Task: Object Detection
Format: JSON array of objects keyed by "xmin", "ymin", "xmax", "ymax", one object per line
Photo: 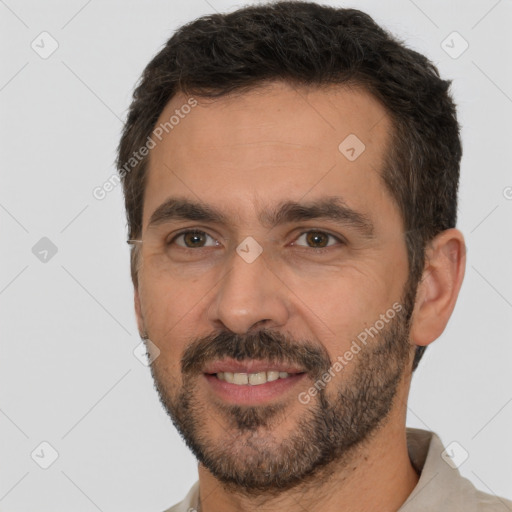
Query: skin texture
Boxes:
[{"xmin": 133, "ymin": 81, "xmax": 466, "ymax": 512}]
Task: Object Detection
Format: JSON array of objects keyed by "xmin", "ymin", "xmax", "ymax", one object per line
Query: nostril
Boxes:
[{"xmin": 249, "ymin": 319, "xmax": 272, "ymax": 330}]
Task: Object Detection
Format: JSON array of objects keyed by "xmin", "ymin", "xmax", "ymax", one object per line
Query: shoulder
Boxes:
[
  {"xmin": 403, "ymin": 428, "xmax": 512, "ymax": 511},
  {"xmin": 473, "ymin": 487, "xmax": 512, "ymax": 512}
]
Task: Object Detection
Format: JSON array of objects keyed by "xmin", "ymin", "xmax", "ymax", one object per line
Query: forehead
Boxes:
[{"xmin": 144, "ymin": 81, "xmax": 394, "ymax": 227}]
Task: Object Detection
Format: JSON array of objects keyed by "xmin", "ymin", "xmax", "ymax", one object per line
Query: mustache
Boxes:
[{"xmin": 181, "ymin": 328, "xmax": 332, "ymax": 377}]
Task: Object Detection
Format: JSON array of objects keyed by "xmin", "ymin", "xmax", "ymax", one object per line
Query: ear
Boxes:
[{"xmin": 409, "ymin": 228, "xmax": 466, "ymax": 347}]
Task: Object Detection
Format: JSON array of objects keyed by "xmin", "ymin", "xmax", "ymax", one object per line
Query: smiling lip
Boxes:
[
  {"xmin": 204, "ymin": 372, "xmax": 306, "ymax": 405},
  {"xmin": 202, "ymin": 359, "xmax": 307, "ymax": 405}
]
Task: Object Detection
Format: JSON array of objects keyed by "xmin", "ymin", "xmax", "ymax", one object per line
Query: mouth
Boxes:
[
  {"xmin": 213, "ymin": 370, "xmax": 301, "ymax": 385},
  {"xmin": 202, "ymin": 359, "xmax": 307, "ymax": 404}
]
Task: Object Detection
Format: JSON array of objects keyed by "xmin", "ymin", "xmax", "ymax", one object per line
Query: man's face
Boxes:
[{"xmin": 135, "ymin": 82, "xmax": 415, "ymax": 491}]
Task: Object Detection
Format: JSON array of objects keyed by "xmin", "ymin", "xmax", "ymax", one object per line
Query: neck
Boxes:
[{"xmin": 197, "ymin": 383, "xmax": 419, "ymax": 512}]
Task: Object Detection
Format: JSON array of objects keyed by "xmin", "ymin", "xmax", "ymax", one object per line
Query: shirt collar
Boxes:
[{"xmin": 399, "ymin": 427, "xmax": 478, "ymax": 511}]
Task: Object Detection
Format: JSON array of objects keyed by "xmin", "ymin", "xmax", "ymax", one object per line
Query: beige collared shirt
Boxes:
[{"xmin": 163, "ymin": 428, "xmax": 511, "ymax": 511}]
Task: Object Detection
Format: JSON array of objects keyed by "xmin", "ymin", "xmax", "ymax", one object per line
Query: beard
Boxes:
[{"xmin": 144, "ymin": 288, "xmax": 415, "ymax": 496}]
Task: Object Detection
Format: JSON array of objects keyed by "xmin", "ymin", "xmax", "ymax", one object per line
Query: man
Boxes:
[{"xmin": 117, "ymin": 2, "xmax": 511, "ymax": 511}]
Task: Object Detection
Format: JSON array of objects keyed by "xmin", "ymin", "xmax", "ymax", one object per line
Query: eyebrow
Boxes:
[
  {"xmin": 260, "ymin": 197, "xmax": 374, "ymax": 237},
  {"xmin": 147, "ymin": 196, "xmax": 374, "ymax": 237},
  {"xmin": 148, "ymin": 197, "xmax": 228, "ymax": 228}
]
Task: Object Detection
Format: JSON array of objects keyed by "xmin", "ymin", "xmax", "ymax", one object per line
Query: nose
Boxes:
[{"xmin": 207, "ymin": 248, "xmax": 290, "ymax": 334}]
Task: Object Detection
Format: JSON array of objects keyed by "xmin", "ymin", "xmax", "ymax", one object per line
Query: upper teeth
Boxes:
[{"xmin": 216, "ymin": 371, "xmax": 291, "ymax": 385}]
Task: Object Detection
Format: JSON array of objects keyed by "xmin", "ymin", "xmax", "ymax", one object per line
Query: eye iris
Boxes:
[
  {"xmin": 184, "ymin": 231, "xmax": 206, "ymax": 247},
  {"xmin": 306, "ymin": 231, "xmax": 328, "ymax": 248}
]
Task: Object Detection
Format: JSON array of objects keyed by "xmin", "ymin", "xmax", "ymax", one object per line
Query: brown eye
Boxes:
[
  {"xmin": 294, "ymin": 230, "xmax": 341, "ymax": 249},
  {"xmin": 183, "ymin": 231, "xmax": 206, "ymax": 247},
  {"xmin": 305, "ymin": 231, "xmax": 329, "ymax": 248},
  {"xmin": 171, "ymin": 230, "xmax": 219, "ymax": 248}
]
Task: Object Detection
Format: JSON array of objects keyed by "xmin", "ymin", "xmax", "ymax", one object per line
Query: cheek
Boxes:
[
  {"xmin": 138, "ymin": 272, "xmax": 207, "ymax": 361},
  {"xmin": 140, "ymin": 262, "xmax": 203, "ymax": 316},
  {"xmin": 292, "ymin": 264, "xmax": 403, "ymax": 353}
]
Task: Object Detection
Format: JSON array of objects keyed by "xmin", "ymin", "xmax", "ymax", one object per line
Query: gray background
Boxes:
[{"xmin": 1, "ymin": 0, "xmax": 511, "ymax": 510}]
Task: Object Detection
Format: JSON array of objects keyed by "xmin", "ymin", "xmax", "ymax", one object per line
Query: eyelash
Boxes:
[{"xmin": 167, "ymin": 229, "xmax": 345, "ymax": 253}]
